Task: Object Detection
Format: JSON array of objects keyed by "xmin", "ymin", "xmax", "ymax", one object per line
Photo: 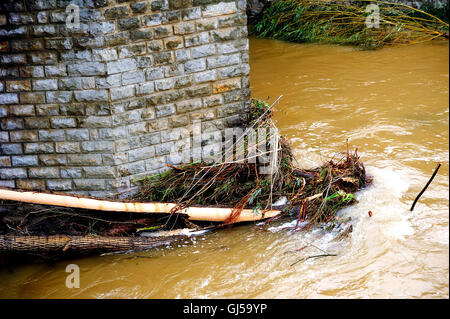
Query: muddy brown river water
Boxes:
[{"xmin": 0, "ymin": 37, "xmax": 448, "ymax": 298}]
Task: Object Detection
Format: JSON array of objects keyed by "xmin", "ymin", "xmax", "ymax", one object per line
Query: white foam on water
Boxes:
[
  {"xmin": 345, "ymin": 166, "xmax": 415, "ymax": 242},
  {"xmin": 140, "ymin": 228, "xmax": 211, "ymax": 238},
  {"xmin": 267, "ymin": 219, "xmax": 308, "ymax": 232}
]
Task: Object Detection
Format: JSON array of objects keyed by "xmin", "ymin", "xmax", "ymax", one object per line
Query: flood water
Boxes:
[{"xmin": 0, "ymin": 38, "xmax": 448, "ymax": 298}]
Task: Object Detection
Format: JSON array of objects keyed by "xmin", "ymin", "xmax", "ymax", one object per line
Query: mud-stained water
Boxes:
[{"xmin": 0, "ymin": 38, "xmax": 448, "ymax": 298}]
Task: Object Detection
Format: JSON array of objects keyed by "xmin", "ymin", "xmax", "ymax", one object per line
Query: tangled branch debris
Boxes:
[
  {"xmin": 0, "ymin": 99, "xmax": 371, "ymax": 260},
  {"xmin": 134, "ymin": 99, "xmax": 371, "ymax": 229}
]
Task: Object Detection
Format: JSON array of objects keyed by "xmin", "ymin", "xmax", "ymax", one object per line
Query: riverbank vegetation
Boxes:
[{"xmin": 250, "ymin": 0, "xmax": 449, "ymax": 49}]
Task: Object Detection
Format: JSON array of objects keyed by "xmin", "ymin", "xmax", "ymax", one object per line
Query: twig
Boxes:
[
  {"xmin": 290, "ymin": 253, "xmax": 337, "ymax": 266},
  {"xmin": 410, "ymin": 163, "xmax": 441, "ymax": 211}
]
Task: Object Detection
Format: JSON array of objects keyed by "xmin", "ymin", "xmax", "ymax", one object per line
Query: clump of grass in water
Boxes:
[{"xmin": 250, "ymin": 0, "xmax": 449, "ymax": 49}]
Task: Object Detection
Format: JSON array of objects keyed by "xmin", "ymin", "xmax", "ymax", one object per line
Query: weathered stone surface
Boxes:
[
  {"xmin": 207, "ymin": 53, "xmax": 240, "ymax": 68},
  {"xmin": 118, "ymin": 44, "xmax": 146, "ymax": 58},
  {"xmin": 174, "ymin": 22, "xmax": 195, "ymax": 35},
  {"xmin": 44, "ymin": 65, "xmax": 67, "ymax": 77},
  {"xmin": 74, "ymin": 89, "xmax": 108, "ymax": 102},
  {"xmin": 1, "ymin": 0, "xmax": 250, "ymax": 196},
  {"xmin": 104, "ymin": 6, "xmax": 130, "ymax": 19},
  {"xmin": 39, "ymin": 154, "xmax": 67, "ymax": 166},
  {"xmin": 32, "ymin": 79, "xmax": 58, "ymax": 91},
  {"xmin": 1, "ymin": 118, "xmax": 24, "ymax": 130},
  {"xmin": 35, "ymin": 104, "xmax": 59, "ymax": 116},
  {"xmin": 29, "ymin": 167, "xmax": 59, "ymax": 179},
  {"xmin": 119, "ymin": 17, "xmax": 141, "ymax": 30},
  {"xmin": 24, "ymin": 117, "xmax": 50, "ymax": 129},
  {"xmin": 128, "ymin": 146, "xmax": 155, "ymax": 162},
  {"xmin": 0, "ymin": 93, "xmax": 19, "ymax": 104},
  {"xmin": 46, "ymin": 91, "xmax": 73, "ymax": 103},
  {"xmin": 156, "ymin": 104, "xmax": 176, "ymax": 117},
  {"xmin": 182, "ymin": 7, "xmax": 201, "ymax": 20},
  {"xmin": 55, "ymin": 142, "xmax": 80, "ymax": 153},
  {"xmin": 154, "ymin": 26, "xmax": 173, "ymax": 39},
  {"xmin": 38, "ymin": 129, "xmax": 66, "ymax": 141},
  {"xmin": 184, "ymin": 32, "xmax": 209, "ymax": 47},
  {"xmin": 106, "ymin": 58, "xmax": 137, "ymax": 74},
  {"xmin": 11, "ymin": 155, "xmax": 39, "ymax": 166},
  {"xmin": 68, "ymin": 154, "xmax": 103, "ymax": 165},
  {"xmin": 122, "ymin": 71, "xmax": 145, "ymax": 85},
  {"xmin": 81, "ymin": 141, "xmax": 115, "ymax": 153},
  {"xmin": 110, "ymin": 85, "xmax": 135, "ymax": 101},
  {"xmin": 0, "ymin": 156, "xmax": 11, "ymax": 167},
  {"xmin": 163, "ymin": 11, "xmax": 181, "ymax": 24},
  {"xmin": 203, "ymin": 2, "xmax": 237, "ymax": 17},
  {"xmin": 68, "ymin": 62, "xmax": 105, "ymax": 76},
  {"xmin": 29, "ymin": 51, "xmax": 57, "ymax": 64},
  {"xmin": 9, "ymin": 130, "xmax": 38, "ymax": 142},
  {"xmin": 19, "ymin": 92, "xmax": 45, "ymax": 104},
  {"xmin": 164, "ymin": 37, "xmax": 184, "ymax": 50},
  {"xmin": 130, "ymin": 29, "xmax": 154, "ymax": 41},
  {"xmin": 61, "ymin": 168, "xmax": 82, "ymax": 179},
  {"xmin": 184, "ymin": 58, "xmax": 206, "ymax": 73},
  {"xmin": 23, "ymin": 142, "xmax": 54, "ymax": 154},
  {"xmin": 143, "ymin": 13, "xmax": 162, "ymax": 27},
  {"xmin": 0, "ymin": 168, "xmax": 27, "ymax": 179},
  {"xmin": 92, "ymin": 48, "xmax": 118, "ymax": 61},
  {"xmin": 0, "ymin": 143, "xmax": 23, "ymax": 155},
  {"xmin": 131, "ymin": 2, "xmax": 148, "ymax": 13},
  {"xmin": 155, "ymin": 78, "xmax": 175, "ymax": 91},
  {"xmin": 83, "ymin": 166, "xmax": 116, "ymax": 178},
  {"xmin": 66, "ymin": 129, "xmax": 90, "ymax": 141},
  {"xmin": 194, "ymin": 70, "xmax": 216, "ymax": 83},
  {"xmin": 46, "ymin": 180, "xmax": 72, "ymax": 191}
]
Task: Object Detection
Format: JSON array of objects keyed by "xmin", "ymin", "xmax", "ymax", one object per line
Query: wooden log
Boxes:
[{"xmin": 0, "ymin": 188, "xmax": 281, "ymax": 223}]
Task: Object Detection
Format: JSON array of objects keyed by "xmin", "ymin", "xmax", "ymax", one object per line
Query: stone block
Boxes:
[
  {"xmin": 33, "ymin": 79, "xmax": 58, "ymax": 91},
  {"xmin": 46, "ymin": 92, "xmax": 73, "ymax": 104},
  {"xmin": 68, "ymin": 62, "xmax": 105, "ymax": 76},
  {"xmin": 9, "ymin": 105, "xmax": 35, "ymax": 116},
  {"xmin": 11, "ymin": 155, "xmax": 38, "ymax": 166},
  {"xmin": 39, "ymin": 155, "xmax": 67, "ymax": 166},
  {"xmin": 0, "ymin": 168, "xmax": 27, "ymax": 179},
  {"xmin": 203, "ymin": 3, "xmax": 237, "ymax": 17},
  {"xmin": 184, "ymin": 58, "xmax": 206, "ymax": 73},
  {"xmin": 74, "ymin": 89, "xmax": 108, "ymax": 102},
  {"xmin": 9, "ymin": 131, "xmax": 38, "ymax": 142},
  {"xmin": 0, "ymin": 93, "xmax": 19, "ymax": 105},
  {"xmin": 55, "ymin": 142, "xmax": 81, "ymax": 153},
  {"xmin": 5, "ymin": 81, "xmax": 31, "ymax": 92},
  {"xmin": 110, "ymin": 85, "xmax": 135, "ymax": 101},
  {"xmin": 0, "ymin": 143, "xmax": 23, "ymax": 155},
  {"xmin": 29, "ymin": 167, "xmax": 60, "ymax": 179},
  {"xmin": 50, "ymin": 117, "xmax": 77, "ymax": 128},
  {"xmin": 68, "ymin": 154, "xmax": 103, "ymax": 165},
  {"xmin": 106, "ymin": 58, "xmax": 137, "ymax": 74},
  {"xmin": 46, "ymin": 180, "xmax": 72, "ymax": 191}
]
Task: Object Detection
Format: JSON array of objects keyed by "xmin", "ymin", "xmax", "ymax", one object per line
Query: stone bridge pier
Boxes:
[{"xmin": 0, "ymin": 0, "xmax": 250, "ymax": 197}]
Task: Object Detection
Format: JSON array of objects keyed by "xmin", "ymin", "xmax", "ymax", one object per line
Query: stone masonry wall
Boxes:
[{"xmin": 0, "ymin": 0, "xmax": 250, "ymax": 197}]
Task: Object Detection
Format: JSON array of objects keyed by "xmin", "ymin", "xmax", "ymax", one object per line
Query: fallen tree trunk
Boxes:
[
  {"xmin": 0, "ymin": 188, "xmax": 281, "ymax": 223},
  {"xmin": 0, "ymin": 234, "xmax": 180, "ymax": 255}
]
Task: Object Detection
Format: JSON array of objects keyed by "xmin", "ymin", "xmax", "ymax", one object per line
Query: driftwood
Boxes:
[
  {"xmin": 410, "ymin": 163, "xmax": 441, "ymax": 211},
  {"xmin": 0, "ymin": 188, "xmax": 281, "ymax": 223}
]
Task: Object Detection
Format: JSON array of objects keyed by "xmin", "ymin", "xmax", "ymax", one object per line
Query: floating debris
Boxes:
[{"xmin": 0, "ymin": 99, "xmax": 370, "ymax": 260}]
